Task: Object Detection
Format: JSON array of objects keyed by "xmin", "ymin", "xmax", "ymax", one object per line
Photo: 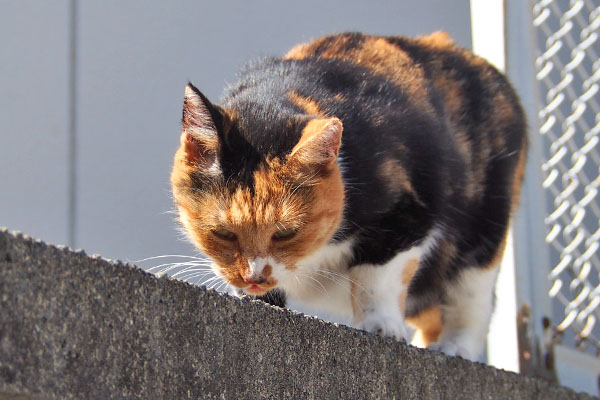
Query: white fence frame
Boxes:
[{"xmin": 503, "ymin": 0, "xmax": 600, "ymax": 395}]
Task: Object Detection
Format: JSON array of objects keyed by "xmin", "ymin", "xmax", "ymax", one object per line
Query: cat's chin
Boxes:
[
  {"xmin": 228, "ymin": 285, "xmax": 272, "ymax": 298},
  {"xmin": 241, "ymin": 284, "xmax": 272, "ymax": 296}
]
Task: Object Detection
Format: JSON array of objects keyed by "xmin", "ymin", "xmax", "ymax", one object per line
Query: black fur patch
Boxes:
[{"xmin": 185, "ymin": 32, "xmax": 527, "ymax": 313}]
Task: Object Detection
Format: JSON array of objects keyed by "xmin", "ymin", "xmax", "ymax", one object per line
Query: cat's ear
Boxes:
[
  {"xmin": 181, "ymin": 83, "xmax": 220, "ymax": 169},
  {"xmin": 289, "ymin": 118, "xmax": 343, "ymax": 168}
]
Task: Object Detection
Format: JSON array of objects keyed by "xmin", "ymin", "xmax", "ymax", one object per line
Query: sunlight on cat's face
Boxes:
[
  {"xmin": 173, "ymin": 157, "xmax": 344, "ymax": 296},
  {"xmin": 170, "ymin": 86, "xmax": 345, "ymax": 295}
]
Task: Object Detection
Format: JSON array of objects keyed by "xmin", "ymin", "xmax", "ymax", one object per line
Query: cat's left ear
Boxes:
[
  {"xmin": 289, "ymin": 118, "xmax": 343, "ymax": 168},
  {"xmin": 181, "ymin": 83, "xmax": 221, "ymax": 170}
]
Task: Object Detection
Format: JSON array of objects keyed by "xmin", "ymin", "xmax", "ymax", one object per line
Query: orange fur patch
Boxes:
[
  {"xmin": 399, "ymin": 258, "xmax": 420, "ymax": 311},
  {"xmin": 333, "ymin": 93, "xmax": 346, "ymax": 102},
  {"xmin": 402, "ymin": 259, "xmax": 420, "ymax": 287},
  {"xmin": 283, "ymin": 42, "xmax": 314, "ymax": 60},
  {"xmin": 288, "ymin": 91, "xmax": 327, "ymax": 117},
  {"xmin": 491, "ymin": 93, "xmax": 514, "ymax": 150},
  {"xmin": 485, "ymin": 233, "xmax": 508, "ymax": 270},
  {"xmin": 454, "ymin": 130, "xmax": 476, "ymax": 198},
  {"xmin": 511, "ymin": 143, "xmax": 528, "ymax": 212},
  {"xmin": 437, "ymin": 239, "xmax": 458, "ymax": 268},
  {"xmin": 406, "ymin": 305, "xmax": 443, "ymax": 347},
  {"xmin": 415, "ymin": 31, "xmax": 455, "ymax": 49},
  {"xmin": 378, "ymin": 158, "xmax": 421, "ymax": 204},
  {"xmin": 285, "ymin": 34, "xmax": 434, "ymax": 114}
]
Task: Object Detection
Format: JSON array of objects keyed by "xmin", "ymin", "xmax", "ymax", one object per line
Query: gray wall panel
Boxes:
[
  {"xmin": 0, "ymin": 1, "xmax": 70, "ymax": 245},
  {"xmin": 3, "ymin": 1, "xmax": 471, "ymax": 262}
]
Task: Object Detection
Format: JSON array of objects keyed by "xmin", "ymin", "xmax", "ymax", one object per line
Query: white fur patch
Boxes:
[
  {"xmin": 280, "ymin": 239, "xmax": 355, "ymax": 325},
  {"xmin": 430, "ymin": 267, "xmax": 499, "ymax": 361},
  {"xmin": 421, "ymin": 225, "xmax": 443, "ymax": 254},
  {"xmin": 277, "ymin": 227, "xmax": 443, "ymax": 331},
  {"xmin": 241, "ymin": 256, "xmax": 285, "ymax": 294},
  {"xmin": 350, "ymin": 245, "xmax": 423, "ymax": 341},
  {"xmin": 247, "ymin": 257, "xmax": 270, "ymax": 278},
  {"xmin": 356, "ymin": 306, "xmax": 411, "ymax": 341}
]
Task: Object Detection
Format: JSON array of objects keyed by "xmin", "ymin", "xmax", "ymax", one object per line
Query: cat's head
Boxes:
[{"xmin": 171, "ymin": 83, "xmax": 345, "ymax": 296}]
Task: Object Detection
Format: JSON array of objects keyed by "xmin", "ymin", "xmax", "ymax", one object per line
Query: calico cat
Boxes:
[{"xmin": 170, "ymin": 32, "xmax": 527, "ymax": 361}]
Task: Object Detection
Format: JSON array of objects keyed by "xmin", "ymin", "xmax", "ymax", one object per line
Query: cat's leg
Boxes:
[
  {"xmin": 349, "ymin": 250, "xmax": 420, "ymax": 342},
  {"xmin": 429, "ymin": 266, "xmax": 499, "ymax": 361},
  {"xmin": 406, "ymin": 305, "xmax": 443, "ymax": 348}
]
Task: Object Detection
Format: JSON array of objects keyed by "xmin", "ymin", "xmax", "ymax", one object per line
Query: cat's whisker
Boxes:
[
  {"xmin": 169, "ymin": 268, "xmax": 212, "ymax": 277},
  {"xmin": 132, "ymin": 254, "xmax": 208, "ymax": 263},
  {"xmin": 293, "ymin": 264, "xmax": 366, "ymax": 310},
  {"xmin": 144, "ymin": 261, "xmax": 181, "ymax": 273},
  {"xmin": 177, "ymin": 271, "xmax": 214, "ymax": 281},
  {"xmin": 149, "ymin": 262, "xmax": 193, "ymax": 276},
  {"xmin": 161, "ymin": 209, "xmax": 179, "ymax": 215},
  {"xmin": 311, "ymin": 270, "xmax": 365, "ymax": 308},
  {"xmin": 148, "ymin": 260, "xmax": 213, "ymax": 270},
  {"xmin": 294, "ymin": 273, "xmax": 328, "ymax": 295},
  {"xmin": 169, "ymin": 262, "xmax": 211, "ymax": 271},
  {"xmin": 215, "ymin": 281, "xmax": 229, "ymax": 292},
  {"xmin": 314, "ymin": 269, "xmax": 368, "ymax": 292},
  {"xmin": 147, "ymin": 261, "xmax": 213, "ymax": 276},
  {"xmin": 178, "ymin": 275, "xmax": 210, "ymax": 285},
  {"xmin": 203, "ymin": 276, "xmax": 223, "ymax": 288},
  {"xmin": 201, "ymin": 273, "xmax": 220, "ymax": 281},
  {"xmin": 172, "ymin": 269, "xmax": 214, "ymax": 279},
  {"xmin": 201, "ymin": 275, "xmax": 219, "ymax": 284}
]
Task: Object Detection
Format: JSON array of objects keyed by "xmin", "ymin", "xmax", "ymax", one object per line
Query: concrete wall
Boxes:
[
  {"xmin": 0, "ymin": 229, "xmax": 593, "ymax": 400},
  {"xmin": 0, "ymin": 0, "xmax": 472, "ymax": 262}
]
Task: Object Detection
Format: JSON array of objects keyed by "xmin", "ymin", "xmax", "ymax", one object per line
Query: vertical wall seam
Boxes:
[{"xmin": 68, "ymin": 0, "xmax": 78, "ymax": 248}]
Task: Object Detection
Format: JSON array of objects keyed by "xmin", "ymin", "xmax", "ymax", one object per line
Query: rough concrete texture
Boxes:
[{"xmin": 0, "ymin": 229, "xmax": 594, "ymax": 400}]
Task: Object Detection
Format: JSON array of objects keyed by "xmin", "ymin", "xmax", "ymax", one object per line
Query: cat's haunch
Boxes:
[{"xmin": 171, "ymin": 32, "xmax": 527, "ymax": 362}]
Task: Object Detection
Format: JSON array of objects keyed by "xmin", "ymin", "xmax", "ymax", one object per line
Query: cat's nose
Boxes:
[
  {"xmin": 242, "ymin": 274, "xmax": 266, "ymax": 285},
  {"xmin": 246, "ymin": 257, "xmax": 273, "ymax": 284}
]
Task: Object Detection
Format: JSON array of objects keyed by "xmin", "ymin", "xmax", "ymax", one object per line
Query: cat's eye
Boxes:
[
  {"xmin": 212, "ymin": 229, "xmax": 237, "ymax": 241},
  {"xmin": 272, "ymin": 229, "xmax": 297, "ymax": 241}
]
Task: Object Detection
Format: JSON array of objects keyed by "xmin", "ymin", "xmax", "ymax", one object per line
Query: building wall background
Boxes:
[{"xmin": 0, "ymin": 0, "xmax": 472, "ymax": 262}]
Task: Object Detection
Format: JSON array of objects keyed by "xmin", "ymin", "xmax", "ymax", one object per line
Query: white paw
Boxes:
[
  {"xmin": 356, "ymin": 311, "xmax": 410, "ymax": 342},
  {"xmin": 428, "ymin": 340, "xmax": 473, "ymax": 360}
]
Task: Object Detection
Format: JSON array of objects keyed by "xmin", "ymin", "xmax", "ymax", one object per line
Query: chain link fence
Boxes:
[{"xmin": 532, "ymin": 0, "xmax": 600, "ymax": 356}]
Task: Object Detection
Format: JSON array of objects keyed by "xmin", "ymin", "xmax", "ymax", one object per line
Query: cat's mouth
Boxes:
[
  {"xmin": 221, "ymin": 268, "xmax": 279, "ymax": 296},
  {"xmin": 245, "ymin": 284, "xmax": 267, "ymax": 294},
  {"xmin": 239, "ymin": 279, "xmax": 277, "ymax": 296}
]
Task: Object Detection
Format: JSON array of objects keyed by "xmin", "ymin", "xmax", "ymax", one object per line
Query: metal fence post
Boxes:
[{"xmin": 506, "ymin": 0, "xmax": 600, "ymax": 394}]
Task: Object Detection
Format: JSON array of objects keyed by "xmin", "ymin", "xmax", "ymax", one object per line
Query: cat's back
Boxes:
[
  {"xmin": 222, "ymin": 32, "xmax": 527, "ymax": 230},
  {"xmin": 284, "ymin": 31, "xmax": 527, "ymax": 198},
  {"xmin": 286, "ymin": 32, "xmax": 524, "ymax": 136},
  {"xmin": 283, "ymin": 31, "xmax": 513, "ymax": 107},
  {"xmin": 283, "ymin": 31, "xmax": 442, "ymax": 108}
]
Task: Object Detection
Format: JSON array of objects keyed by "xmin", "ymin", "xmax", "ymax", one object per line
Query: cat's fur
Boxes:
[{"xmin": 171, "ymin": 32, "xmax": 527, "ymax": 361}]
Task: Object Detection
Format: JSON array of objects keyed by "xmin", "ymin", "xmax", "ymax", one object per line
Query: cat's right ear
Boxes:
[
  {"xmin": 289, "ymin": 117, "xmax": 343, "ymax": 169},
  {"xmin": 181, "ymin": 83, "xmax": 220, "ymax": 170}
]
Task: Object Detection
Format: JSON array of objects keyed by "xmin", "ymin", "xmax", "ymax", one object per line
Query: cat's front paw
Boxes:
[
  {"xmin": 356, "ymin": 311, "xmax": 410, "ymax": 342},
  {"xmin": 428, "ymin": 340, "xmax": 472, "ymax": 360}
]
